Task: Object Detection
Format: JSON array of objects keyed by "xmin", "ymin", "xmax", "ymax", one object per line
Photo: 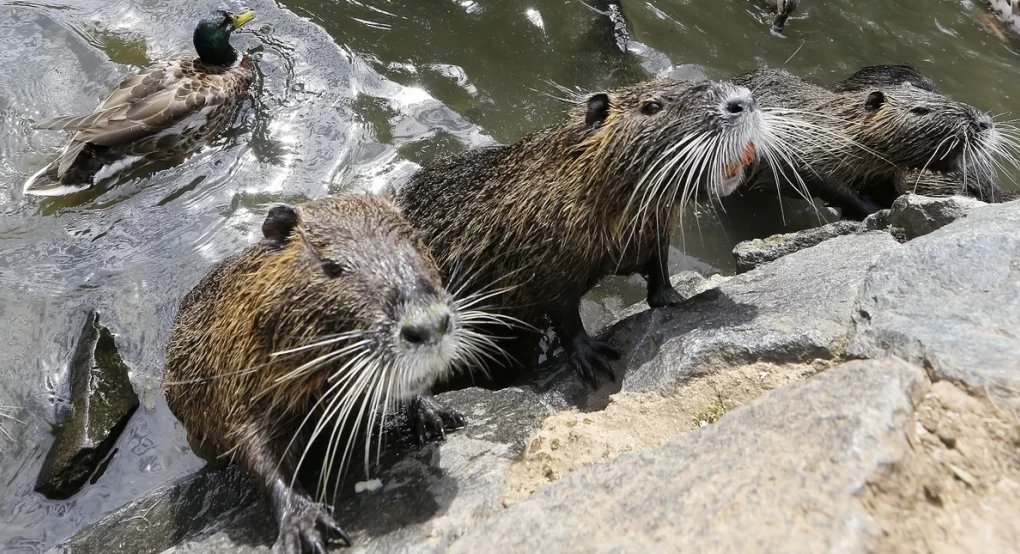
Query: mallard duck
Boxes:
[
  {"xmin": 23, "ymin": 9, "xmax": 257, "ymax": 197},
  {"xmin": 764, "ymin": 0, "xmax": 800, "ymax": 34}
]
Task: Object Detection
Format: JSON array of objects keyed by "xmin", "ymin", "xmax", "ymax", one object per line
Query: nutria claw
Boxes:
[
  {"xmin": 407, "ymin": 394, "xmax": 467, "ymax": 448},
  {"xmin": 647, "ymin": 286, "xmax": 684, "ymax": 309},
  {"xmin": 569, "ymin": 337, "xmax": 620, "ymax": 389},
  {"xmin": 273, "ymin": 499, "xmax": 351, "ymax": 554}
]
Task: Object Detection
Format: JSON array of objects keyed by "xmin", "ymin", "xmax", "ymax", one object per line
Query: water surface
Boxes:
[{"xmin": 1, "ymin": 0, "xmax": 1018, "ymax": 550}]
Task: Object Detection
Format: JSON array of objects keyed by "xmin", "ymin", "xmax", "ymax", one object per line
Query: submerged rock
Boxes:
[{"xmin": 35, "ymin": 311, "xmax": 139, "ymax": 500}]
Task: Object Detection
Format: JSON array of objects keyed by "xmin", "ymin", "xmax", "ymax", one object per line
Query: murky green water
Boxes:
[{"xmin": 1, "ymin": 0, "xmax": 1018, "ymax": 550}]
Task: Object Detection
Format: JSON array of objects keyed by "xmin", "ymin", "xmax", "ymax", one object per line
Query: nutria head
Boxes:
[
  {"xmin": 770, "ymin": 0, "xmax": 801, "ymax": 34},
  {"xmin": 832, "ymin": 66, "xmax": 996, "ymax": 176},
  {"xmin": 572, "ymin": 79, "xmax": 769, "ymax": 209},
  {"xmin": 256, "ymin": 197, "xmax": 472, "ymax": 402}
]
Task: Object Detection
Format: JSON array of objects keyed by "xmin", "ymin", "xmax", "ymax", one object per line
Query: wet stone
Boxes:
[
  {"xmin": 48, "ymin": 387, "xmax": 551, "ymax": 554},
  {"xmin": 35, "ymin": 311, "xmax": 140, "ymax": 500},
  {"xmin": 731, "ymin": 220, "xmax": 863, "ymax": 274}
]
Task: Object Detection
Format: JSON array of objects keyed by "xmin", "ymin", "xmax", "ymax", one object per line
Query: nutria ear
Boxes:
[
  {"xmin": 864, "ymin": 91, "xmax": 886, "ymax": 112},
  {"xmin": 262, "ymin": 205, "xmax": 299, "ymax": 247},
  {"xmin": 585, "ymin": 93, "xmax": 611, "ymax": 127}
]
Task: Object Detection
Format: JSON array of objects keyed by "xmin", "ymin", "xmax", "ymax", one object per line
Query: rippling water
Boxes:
[{"xmin": 1, "ymin": 0, "xmax": 1018, "ymax": 550}]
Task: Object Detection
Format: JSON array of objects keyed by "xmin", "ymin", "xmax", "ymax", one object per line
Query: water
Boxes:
[{"xmin": 0, "ymin": 0, "xmax": 1018, "ymax": 550}]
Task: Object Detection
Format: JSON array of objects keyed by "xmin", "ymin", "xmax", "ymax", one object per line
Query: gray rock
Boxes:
[
  {"xmin": 862, "ymin": 208, "xmax": 892, "ymax": 232},
  {"xmin": 608, "ymin": 232, "xmax": 898, "ymax": 394},
  {"xmin": 49, "ymin": 387, "xmax": 552, "ymax": 554},
  {"xmin": 36, "ymin": 311, "xmax": 139, "ymax": 500},
  {"xmin": 849, "ymin": 200, "xmax": 1020, "ymax": 404},
  {"xmin": 885, "ymin": 194, "xmax": 988, "ymax": 240},
  {"xmin": 732, "ymin": 220, "xmax": 863, "ymax": 273},
  {"xmin": 447, "ymin": 359, "xmax": 925, "ymax": 554}
]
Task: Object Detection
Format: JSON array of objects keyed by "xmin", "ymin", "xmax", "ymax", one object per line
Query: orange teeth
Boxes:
[
  {"xmin": 724, "ymin": 162, "xmax": 741, "ymax": 179},
  {"xmin": 741, "ymin": 141, "xmax": 756, "ymax": 165},
  {"xmin": 724, "ymin": 142, "xmax": 757, "ymax": 179}
]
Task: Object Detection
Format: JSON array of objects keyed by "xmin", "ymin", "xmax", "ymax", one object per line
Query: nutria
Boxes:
[
  {"xmin": 763, "ymin": 0, "xmax": 800, "ymax": 34},
  {"xmin": 733, "ymin": 64, "xmax": 999, "ymax": 220},
  {"xmin": 164, "ymin": 195, "xmax": 498, "ymax": 553},
  {"xmin": 834, "ymin": 64, "xmax": 1009, "ymax": 203},
  {"xmin": 396, "ymin": 79, "xmax": 789, "ymax": 387}
]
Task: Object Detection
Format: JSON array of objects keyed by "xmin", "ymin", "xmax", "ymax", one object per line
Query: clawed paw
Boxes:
[
  {"xmin": 647, "ymin": 285, "xmax": 684, "ymax": 308},
  {"xmin": 407, "ymin": 395, "xmax": 467, "ymax": 448},
  {"xmin": 569, "ymin": 336, "xmax": 619, "ymax": 388},
  {"xmin": 273, "ymin": 499, "xmax": 351, "ymax": 554}
]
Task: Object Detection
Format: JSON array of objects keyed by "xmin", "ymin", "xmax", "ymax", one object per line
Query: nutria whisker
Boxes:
[
  {"xmin": 163, "ymin": 366, "xmax": 263, "ymax": 386},
  {"xmin": 269, "ymin": 340, "xmax": 374, "ymax": 387},
  {"xmin": 621, "ymin": 132, "xmax": 713, "ymax": 259},
  {"xmin": 316, "ymin": 352, "xmax": 385, "ymax": 483},
  {"xmin": 270, "ymin": 330, "xmax": 372, "ymax": 358}
]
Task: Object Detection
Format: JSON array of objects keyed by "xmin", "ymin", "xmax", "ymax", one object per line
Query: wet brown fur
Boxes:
[
  {"xmin": 164, "ymin": 194, "xmax": 459, "ymax": 552},
  {"xmin": 397, "ymin": 79, "xmax": 760, "ymax": 383}
]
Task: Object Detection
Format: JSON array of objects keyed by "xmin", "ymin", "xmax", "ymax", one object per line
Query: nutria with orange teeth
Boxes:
[{"xmin": 396, "ymin": 78, "xmax": 794, "ymax": 387}]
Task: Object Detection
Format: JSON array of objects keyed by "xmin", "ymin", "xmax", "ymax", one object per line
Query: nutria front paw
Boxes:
[
  {"xmin": 273, "ymin": 500, "xmax": 351, "ymax": 554},
  {"xmin": 647, "ymin": 285, "xmax": 684, "ymax": 308},
  {"xmin": 569, "ymin": 336, "xmax": 619, "ymax": 388},
  {"xmin": 407, "ymin": 394, "xmax": 466, "ymax": 448}
]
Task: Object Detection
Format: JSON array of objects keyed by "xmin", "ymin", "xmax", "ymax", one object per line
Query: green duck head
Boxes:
[{"xmin": 193, "ymin": 8, "xmax": 256, "ymax": 66}]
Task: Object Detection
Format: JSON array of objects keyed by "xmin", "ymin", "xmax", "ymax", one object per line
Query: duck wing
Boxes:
[
  {"xmin": 34, "ymin": 62, "xmax": 172, "ymax": 131},
  {"xmin": 37, "ymin": 61, "xmax": 237, "ymax": 177}
]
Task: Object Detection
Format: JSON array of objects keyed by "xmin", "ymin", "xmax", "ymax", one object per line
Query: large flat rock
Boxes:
[
  {"xmin": 447, "ymin": 359, "xmax": 926, "ymax": 554},
  {"xmin": 608, "ymin": 231, "xmax": 898, "ymax": 394},
  {"xmin": 848, "ymin": 200, "xmax": 1020, "ymax": 403}
]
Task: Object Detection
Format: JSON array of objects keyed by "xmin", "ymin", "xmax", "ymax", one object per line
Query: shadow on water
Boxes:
[{"xmin": 2, "ymin": 0, "xmax": 1020, "ymax": 551}]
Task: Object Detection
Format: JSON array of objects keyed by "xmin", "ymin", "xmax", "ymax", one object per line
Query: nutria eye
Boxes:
[
  {"xmin": 911, "ymin": 107, "xmax": 931, "ymax": 116},
  {"xmin": 642, "ymin": 101, "xmax": 662, "ymax": 115},
  {"xmin": 321, "ymin": 260, "xmax": 345, "ymax": 278}
]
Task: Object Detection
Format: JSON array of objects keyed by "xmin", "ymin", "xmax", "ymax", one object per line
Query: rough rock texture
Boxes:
[
  {"xmin": 732, "ymin": 220, "xmax": 863, "ymax": 273},
  {"xmin": 849, "ymin": 200, "xmax": 1020, "ymax": 405},
  {"xmin": 450, "ymin": 359, "xmax": 926, "ymax": 554},
  {"xmin": 872, "ymin": 194, "xmax": 988, "ymax": 240},
  {"xmin": 36, "ymin": 311, "xmax": 139, "ymax": 500},
  {"xmin": 607, "ymin": 232, "xmax": 897, "ymax": 394}
]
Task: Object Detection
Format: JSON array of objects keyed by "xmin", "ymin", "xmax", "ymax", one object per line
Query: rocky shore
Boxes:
[{"xmin": 49, "ymin": 196, "xmax": 1020, "ymax": 554}]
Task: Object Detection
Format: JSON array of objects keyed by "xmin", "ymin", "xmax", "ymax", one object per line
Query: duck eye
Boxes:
[
  {"xmin": 911, "ymin": 106, "xmax": 931, "ymax": 116},
  {"xmin": 321, "ymin": 260, "xmax": 345, "ymax": 278},
  {"xmin": 642, "ymin": 101, "xmax": 663, "ymax": 115}
]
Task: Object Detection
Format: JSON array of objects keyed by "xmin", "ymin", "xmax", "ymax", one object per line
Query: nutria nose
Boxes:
[
  {"xmin": 725, "ymin": 96, "xmax": 755, "ymax": 115},
  {"xmin": 976, "ymin": 119, "xmax": 992, "ymax": 132},
  {"xmin": 400, "ymin": 310, "xmax": 451, "ymax": 347}
]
